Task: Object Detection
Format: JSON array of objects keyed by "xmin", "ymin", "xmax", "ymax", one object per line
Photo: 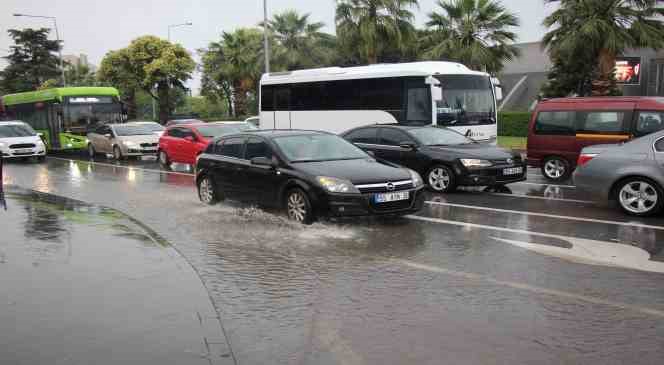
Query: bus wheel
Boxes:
[
  {"xmin": 88, "ymin": 143, "xmax": 96, "ymax": 158},
  {"xmin": 113, "ymin": 146, "xmax": 124, "ymax": 160}
]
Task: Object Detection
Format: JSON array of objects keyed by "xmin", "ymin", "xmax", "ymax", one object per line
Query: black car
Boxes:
[
  {"xmin": 195, "ymin": 130, "xmax": 426, "ymax": 223},
  {"xmin": 341, "ymin": 125, "xmax": 526, "ymax": 193}
]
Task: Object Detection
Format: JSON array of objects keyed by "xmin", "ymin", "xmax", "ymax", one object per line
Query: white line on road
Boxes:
[
  {"xmin": 489, "ymin": 192, "xmax": 593, "ymax": 204},
  {"xmin": 393, "ymin": 259, "xmax": 664, "ymax": 318},
  {"xmin": 423, "ymin": 201, "xmax": 664, "ymax": 231},
  {"xmin": 48, "ymin": 156, "xmax": 196, "ymax": 177}
]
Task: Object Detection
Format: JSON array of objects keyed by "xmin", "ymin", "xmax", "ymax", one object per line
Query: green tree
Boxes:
[
  {"xmin": 335, "ymin": 0, "xmax": 419, "ymax": 64},
  {"xmin": 98, "ymin": 36, "xmax": 195, "ymax": 123},
  {"xmin": 422, "ymin": 0, "xmax": 520, "ymax": 73},
  {"xmin": 543, "ymin": 0, "xmax": 664, "ymax": 96},
  {"xmin": 0, "ymin": 28, "xmax": 62, "ymax": 93},
  {"xmin": 201, "ymin": 28, "xmax": 264, "ymax": 117},
  {"xmin": 267, "ymin": 10, "xmax": 336, "ymax": 70},
  {"xmin": 64, "ymin": 63, "xmax": 97, "ymax": 87},
  {"xmin": 98, "ymin": 48, "xmax": 140, "ymax": 119}
]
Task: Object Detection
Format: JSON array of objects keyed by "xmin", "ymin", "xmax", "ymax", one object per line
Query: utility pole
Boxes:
[
  {"xmin": 168, "ymin": 22, "xmax": 193, "ymax": 42},
  {"xmin": 13, "ymin": 13, "xmax": 66, "ymax": 87},
  {"xmin": 263, "ymin": 0, "xmax": 270, "ymax": 73}
]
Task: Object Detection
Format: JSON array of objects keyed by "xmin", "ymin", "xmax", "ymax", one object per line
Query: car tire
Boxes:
[
  {"xmin": 158, "ymin": 150, "xmax": 171, "ymax": 169},
  {"xmin": 616, "ymin": 178, "xmax": 663, "ymax": 217},
  {"xmin": 113, "ymin": 146, "xmax": 123, "ymax": 161},
  {"xmin": 198, "ymin": 175, "xmax": 220, "ymax": 205},
  {"xmin": 285, "ymin": 188, "xmax": 315, "ymax": 224},
  {"xmin": 426, "ymin": 165, "xmax": 456, "ymax": 193},
  {"xmin": 542, "ymin": 156, "xmax": 570, "ymax": 182},
  {"xmin": 36, "ymin": 156, "xmax": 46, "ymax": 163},
  {"xmin": 88, "ymin": 143, "xmax": 96, "ymax": 158}
]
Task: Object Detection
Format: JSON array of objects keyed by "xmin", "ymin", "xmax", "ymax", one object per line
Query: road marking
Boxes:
[
  {"xmin": 393, "ymin": 259, "xmax": 664, "ymax": 318},
  {"xmin": 517, "ymin": 181, "xmax": 576, "ymax": 189},
  {"xmin": 423, "ymin": 201, "xmax": 664, "ymax": 231},
  {"xmin": 489, "ymin": 192, "xmax": 593, "ymax": 204},
  {"xmin": 47, "ymin": 156, "xmax": 195, "ymax": 177}
]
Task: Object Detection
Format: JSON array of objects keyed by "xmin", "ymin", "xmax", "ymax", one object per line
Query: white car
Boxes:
[
  {"xmin": 0, "ymin": 121, "xmax": 47, "ymax": 161},
  {"xmin": 127, "ymin": 121, "xmax": 166, "ymax": 137}
]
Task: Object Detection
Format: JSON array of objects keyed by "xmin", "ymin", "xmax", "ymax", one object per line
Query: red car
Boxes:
[
  {"xmin": 158, "ymin": 122, "xmax": 257, "ymax": 166},
  {"xmin": 527, "ymin": 97, "xmax": 664, "ymax": 181}
]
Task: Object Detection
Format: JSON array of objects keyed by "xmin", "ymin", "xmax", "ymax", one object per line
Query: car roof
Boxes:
[
  {"xmin": 540, "ymin": 96, "xmax": 664, "ymax": 104},
  {"xmin": 216, "ymin": 129, "xmax": 331, "ymax": 139},
  {"xmin": 0, "ymin": 121, "xmax": 28, "ymax": 126},
  {"xmin": 208, "ymin": 121, "xmax": 248, "ymax": 124},
  {"xmin": 127, "ymin": 121, "xmax": 159, "ymax": 124}
]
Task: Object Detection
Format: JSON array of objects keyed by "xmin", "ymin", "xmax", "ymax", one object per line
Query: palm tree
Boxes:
[
  {"xmin": 267, "ymin": 10, "xmax": 336, "ymax": 70},
  {"xmin": 422, "ymin": 0, "xmax": 520, "ymax": 74},
  {"xmin": 336, "ymin": 0, "xmax": 419, "ymax": 64},
  {"xmin": 214, "ymin": 28, "xmax": 264, "ymax": 117},
  {"xmin": 543, "ymin": 0, "xmax": 664, "ymax": 96}
]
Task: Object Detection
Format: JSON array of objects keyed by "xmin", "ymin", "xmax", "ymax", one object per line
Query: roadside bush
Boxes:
[{"xmin": 498, "ymin": 111, "xmax": 531, "ymax": 137}]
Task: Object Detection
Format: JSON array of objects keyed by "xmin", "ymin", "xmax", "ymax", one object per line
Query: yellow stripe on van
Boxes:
[{"xmin": 575, "ymin": 134, "xmax": 631, "ymax": 141}]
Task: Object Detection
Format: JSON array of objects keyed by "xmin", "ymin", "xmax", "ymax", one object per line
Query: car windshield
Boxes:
[
  {"xmin": 0, "ymin": 124, "xmax": 37, "ymax": 138},
  {"xmin": 112, "ymin": 125, "xmax": 153, "ymax": 136},
  {"xmin": 274, "ymin": 134, "xmax": 368, "ymax": 162},
  {"xmin": 135, "ymin": 123, "xmax": 164, "ymax": 132},
  {"xmin": 409, "ymin": 127, "xmax": 474, "ymax": 146},
  {"xmin": 196, "ymin": 123, "xmax": 256, "ymax": 138}
]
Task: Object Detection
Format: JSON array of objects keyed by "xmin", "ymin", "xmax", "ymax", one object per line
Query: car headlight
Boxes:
[
  {"xmin": 123, "ymin": 141, "xmax": 137, "ymax": 147},
  {"xmin": 317, "ymin": 176, "xmax": 359, "ymax": 194},
  {"xmin": 408, "ymin": 169, "xmax": 424, "ymax": 187},
  {"xmin": 0, "ymin": 142, "xmax": 6, "ymax": 149},
  {"xmin": 460, "ymin": 159, "xmax": 493, "ymax": 168}
]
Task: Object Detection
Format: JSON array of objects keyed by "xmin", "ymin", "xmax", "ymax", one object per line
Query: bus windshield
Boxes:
[
  {"xmin": 67, "ymin": 103, "xmax": 123, "ymax": 129},
  {"xmin": 435, "ymin": 75, "xmax": 495, "ymax": 126}
]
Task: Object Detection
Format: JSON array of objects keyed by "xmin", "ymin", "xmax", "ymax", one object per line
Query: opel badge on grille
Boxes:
[{"xmin": 386, "ymin": 182, "xmax": 395, "ymax": 191}]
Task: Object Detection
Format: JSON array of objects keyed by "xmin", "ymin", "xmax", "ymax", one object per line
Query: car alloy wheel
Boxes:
[
  {"xmin": 618, "ymin": 180, "xmax": 660, "ymax": 216},
  {"xmin": 543, "ymin": 157, "xmax": 568, "ymax": 181},
  {"xmin": 427, "ymin": 165, "xmax": 455, "ymax": 193},
  {"xmin": 286, "ymin": 188, "xmax": 313, "ymax": 224},
  {"xmin": 88, "ymin": 143, "xmax": 96, "ymax": 158},
  {"xmin": 198, "ymin": 176, "xmax": 218, "ymax": 205}
]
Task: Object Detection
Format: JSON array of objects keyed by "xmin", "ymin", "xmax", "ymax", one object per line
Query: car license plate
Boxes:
[
  {"xmin": 503, "ymin": 167, "xmax": 523, "ymax": 175},
  {"xmin": 14, "ymin": 148, "xmax": 33, "ymax": 154},
  {"xmin": 374, "ymin": 191, "xmax": 409, "ymax": 203}
]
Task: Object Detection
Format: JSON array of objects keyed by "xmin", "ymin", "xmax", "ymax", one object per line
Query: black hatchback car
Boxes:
[
  {"xmin": 195, "ymin": 130, "xmax": 426, "ymax": 223},
  {"xmin": 342, "ymin": 125, "xmax": 526, "ymax": 192}
]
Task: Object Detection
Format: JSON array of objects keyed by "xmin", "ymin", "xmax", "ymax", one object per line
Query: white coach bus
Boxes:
[{"xmin": 259, "ymin": 61, "xmax": 503, "ymax": 142}]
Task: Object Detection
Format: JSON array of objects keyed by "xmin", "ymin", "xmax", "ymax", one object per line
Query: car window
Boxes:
[
  {"xmin": 345, "ymin": 128, "xmax": 377, "ymax": 144},
  {"xmin": 655, "ymin": 137, "xmax": 664, "ymax": 152},
  {"xmin": 168, "ymin": 128, "xmax": 185, "ymax": 138},
  {"xmin": 636, "ymin": 111, "xmax": 664, "ymax": 136},
  {"xmin": 576, "ymin": 111, "xmax": 627, "ymax": 134},
  {"xmin": 379, "ymin": 128, "xmax": 413, "ymax": 146},
  {"xmin": 245, "ymin": 138, "xmax": 273, "ymax": 160},
  {"xmin": 219, "ymin": 137, "xmax": 245, "ymax": 159},
  {"xmin": 534, "ymin": 111, "xmax": 575, "ymax": 135}
]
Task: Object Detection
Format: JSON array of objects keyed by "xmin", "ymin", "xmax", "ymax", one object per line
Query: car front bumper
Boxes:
[
  {"xmin": 121, "ymin": 145, "xmax": 159, "ymax": 156},
  {"xmin": 456, "ymin": 163, "xmax": 527, "ymax": 186},
  {"xmin": 1, "ymin": 148, "xmax": 47, "ymax": 158},
  {"xmin": 316, "ymin": 187, "xmax": 426, "ymax": 217}
]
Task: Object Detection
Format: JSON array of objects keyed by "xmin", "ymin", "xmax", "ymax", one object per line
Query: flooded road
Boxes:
[{"xmin": 3, "ymin": 155, "xmax": 664, "ymax": 364}]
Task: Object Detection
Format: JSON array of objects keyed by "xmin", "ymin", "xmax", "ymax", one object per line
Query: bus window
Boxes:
[
  {"xmin": 406, "ymin": 81, "xmax": 430, "ymax": 123},
  {"xmin": 261, "ymin": 85, "xmax": 275, "ymax": 111},
  {"xmin": 275, "ymin": 87, "xmax": 291, "ymax": 110}
]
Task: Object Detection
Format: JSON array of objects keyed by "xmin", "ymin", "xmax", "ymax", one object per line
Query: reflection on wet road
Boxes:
[{"xmin": 3, "ymin": 155, "xmax": 664, "ymax": 364}]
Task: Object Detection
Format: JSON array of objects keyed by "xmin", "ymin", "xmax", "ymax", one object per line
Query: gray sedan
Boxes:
[{"xmin": 574, "ymin": 130, "xmax": 664, "ymax": 216}]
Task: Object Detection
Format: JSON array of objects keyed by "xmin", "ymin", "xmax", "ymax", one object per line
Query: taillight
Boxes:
[{"xmin": 577, "ymin": 153, "xmax": 598, "ymax": 166}]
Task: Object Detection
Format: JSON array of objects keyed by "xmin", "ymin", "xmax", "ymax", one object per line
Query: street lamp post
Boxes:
[
  {"xmin": 13, "ymin": 13, "xmax": 66, "ymax": 87},
  {"xmin": 263, "ymin": 0, "xmax": 270, "ymax": 73},
  {"xmin": 167, "ymin": 22, "xmax": 193, "ymax": 42}
]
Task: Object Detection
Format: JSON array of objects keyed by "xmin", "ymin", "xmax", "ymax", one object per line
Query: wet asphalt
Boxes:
[{"xmin": 2, "ymin": 154, "xmax": 664, "ymax": 365}]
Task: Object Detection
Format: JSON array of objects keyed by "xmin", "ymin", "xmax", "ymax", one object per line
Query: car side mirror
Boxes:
[
  {"xmin": 104, "ymin": 133, "xmax": 112, "ymax": 139},
  {"xmin": 37, "ymin": 132, "xmax": 44, "ymax": 137},
  {"xmin": 399, "ymin": 142, "xmax": 417, "ymax": 150},
  {"xmin": 366, "ymin": 150, "xmax": 375, "ymax": 157},
  {"xmin": 251, "ymin": 156, "xmax": 275, "ymax": 168}
]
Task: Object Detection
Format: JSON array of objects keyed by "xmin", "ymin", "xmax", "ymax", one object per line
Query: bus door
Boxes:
[
  {"xmin": 274, "ymin": 87, "xmax": 291, "ymax": 129},
  {"xmin": 47, "ymin": 104, "xmax": 62, "ymax": 149}
]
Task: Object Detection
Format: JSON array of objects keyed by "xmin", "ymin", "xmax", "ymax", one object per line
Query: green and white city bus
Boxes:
[{"xmin": 1, "ymin": 87, "xmax": 125, "ymax": 150}]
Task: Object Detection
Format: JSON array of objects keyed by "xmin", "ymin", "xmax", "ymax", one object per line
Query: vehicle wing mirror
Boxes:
[
  {"xmin": 366, "ymin": 150, "xmax": 375, "ymax": 157},
  {"xmin": 399, "ymin": 141, "xmax": 417, "ymax": 150},
  {"xmin": 104, "ymin": 133, "xmax": 112, "ymax": 139},
  {"xmin": 37, "ymin": 132, "xmax": 44, "ymax": 137},
  {"xmin": 251, "ymin": 156, "xmax": 275, "ymax": 168}
]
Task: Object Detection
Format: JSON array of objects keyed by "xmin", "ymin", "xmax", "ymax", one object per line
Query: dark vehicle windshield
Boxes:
[
  {"xmin": 112, "ymin": 125, "xmax": 153, "ymax": 136},
  {"xmin": 274, "ymin": 134, "xmax": 368, "ymax": 162},
  {"xmin": 196, "ymin": 123, "xmax": 256, "ymax": 138},
  {"xmin": 409, "ymin": 127, "xmax": 474, "ymax": 146},
  {"xmin": 0, "ymin": 123, "xmax": 37, "ymax": 137},
  {"xmin": 435, "ymin": 75, "xmax": 495, "ymax": 126}
]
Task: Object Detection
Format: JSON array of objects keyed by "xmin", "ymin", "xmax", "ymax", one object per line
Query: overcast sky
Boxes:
[{"xmin": 1, "ymin": 0, "xmax": 554, "ymax": 92}]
